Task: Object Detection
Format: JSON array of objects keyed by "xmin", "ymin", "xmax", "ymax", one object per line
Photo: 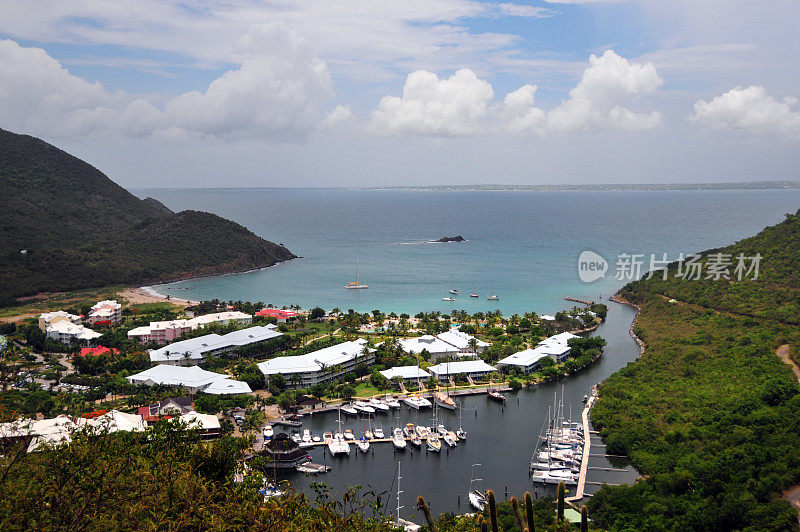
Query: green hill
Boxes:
[
  {"xmin": 0, "ymin": 128, "xmax": 295, "ymax": 302},
  {"xmin": 589, "ymin": 211, "xmax": 800, "ymax": 530}
]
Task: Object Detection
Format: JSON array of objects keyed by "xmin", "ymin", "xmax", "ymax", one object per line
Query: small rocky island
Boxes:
[{"xmin": 432, "ymin": 235, "xmax": 466, "ymax": 242}]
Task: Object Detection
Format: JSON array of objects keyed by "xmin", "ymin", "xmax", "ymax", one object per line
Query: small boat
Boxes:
[
  {"xmin": 302, "ymin": 429, "xmax": 312, "ymax": 443},
  {"xmin": 312, "ymin": 435, "xmax": 322, "ymax": 443},
  {"xmin": 383, "ymin": 395, "xmax": 401, "ymax": 408},
  {"xmin": 291, "ymin": 433, "xmax": 302, "ymax": 444},
  {"xmin": 392, "ymin": 428, "xmax": 406, "ymax": 450},
  {"xmin": 487, "ymin": 282, "xmax": 499, "ymax": 300},
  {"xmin": 449, "ymin": 289, "xmax": 458, "ymax": 294},
  {"xmin": 409, "ymin": 430, "xmax": 422, "ymax": 446},
  {"xmin": 357, "ymin": 437, "xmax": 370, "ymax": 452},
  {"xmin": 263, "ymin": 425, "xmax": 273, "ymax": 439},
  {"xmin": 322, "ymin": 431, "xmax": 333, "ymax": 444},
  {"xmin": 261, "ymin": 482, "xmax": 285, "ymax": 500},
  {"xmin": 403, "ymin": 423, "xmax": 416, "ymax": 439},
  {"xmin": 403, "ymin": 395, "xmax": 431, "ymax": 409},
  {"xmin": 415, "ymin": 425, "xmax": 429, "ymax": 439},
  {"xmin": 328, "ymin": 433, "xmax": 350, "ymax": 455},
  {"xmin": 353, "ymin": 401, "xmax": 376, "ymax": 414},
  {"xmin": 457, "ymin": 428, "xmax": 467, "ymax": 440},
  {"xmin": 488, "ymin": 389, "xmax": 507, "ymax": 403},
  {"xmin": 434, "ymin": 391, "xmax": 456, "ymax": 410},
  {"xmin": 532, "ymin": 469, "xmax": 578, "ymax": 485},
  {"xmin": 365, "ymin": 429, "xmax": 373, "ymax": 440},
  {"xmin": 374, "ymin": 427, "xmax": 385, "ymax": 439},
  {"xmin": 470, "ymin": 293, "xmax": 479, "ymax": 298},
  {"xmin": 427, "ymin": 433, "xmax": 442, "ymax": 452},
  {"xmin": 435, "ymin": 424, "xmax": 448, "ymax": 437},
  {"xmin": 345, "ymin": 257, "xmax": 369, "ymax": 289},
  {"xmin": 442, "ymin": 297, "xmax": 455, "ymax": 301},
  {"xmin": 449, "ymin": 272, "xmax": 458, "ymax": 294},
  {"xmin": 469, "ymin": 490, "xmax": 487, "ymax": 511},
  {"xmin": 341, "ymin": 405, "xmax": 358, "ymax": 416},
  {"xmin": 582, "ymin": 394, "xmax": 589, "ymax": 403},
  {"xmin": 443, "ymin": 432, "xmax": 457, "ymax": 447},
  {"xmin": 344, "ymin": 429, "xmax": 355, "ymax": 440},
  {"xmin": 368, "ymin": 398, "xmax": 390, "ymax": 412}
]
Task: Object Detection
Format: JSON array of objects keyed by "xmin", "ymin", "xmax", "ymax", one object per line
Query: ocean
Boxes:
[{"xmin": 135, "ymin": 188, "xmax": 800, "ymax": 316}]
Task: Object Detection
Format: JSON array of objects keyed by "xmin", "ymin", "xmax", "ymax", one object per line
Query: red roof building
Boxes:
[
  {"xmin": 77, "ymin": 346, "xmax": 119, "ymax": 357},
  {"xmin": 255, "ymin": 308, "xmax": 298, "ymax": 322}
]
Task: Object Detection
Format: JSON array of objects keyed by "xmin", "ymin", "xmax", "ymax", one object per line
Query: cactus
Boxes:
[
  {"xmin": 580, "ymin": 505, "xmax": 589, "ymax": 532},
  {"xmin": 557, "ymin": 482, "xmax": 565, "ymax": 523},
  {"xmin": 416, "ymin": 495, "xmax": 436, "ymax": 532},
  {"xmin": 486, "ymin": 489, "xmax": 498, "ymax": 532},
  {"xmin": 510, "ymin": 496, "xmax": 523, "ymax": 530},
  {"xmin": 524, "ymin": 491, "xmax": 536, "ymax": 532}
]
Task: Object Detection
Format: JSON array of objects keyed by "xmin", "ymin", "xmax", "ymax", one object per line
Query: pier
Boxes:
[{"xmin": 566, "ymin": 388, "xmax": 597, "ymax": 503}]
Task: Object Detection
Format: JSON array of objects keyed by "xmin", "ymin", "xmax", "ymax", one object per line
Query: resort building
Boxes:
[
  {"xmin": 138, "ymin": 397, "xmax": 194, "ymax": 422},
  {"xmin": 177, "ymin": 411, "xmax": 221, "ymax": 439},
  {"xmin": 257, "ymin": 339, "xmax": 375, "ymax": 388},
  {"xmin": 44, "ymin": 319, "xmax": 102, "ymax": 346},
  {"xmin": 379, "ymin": 365, "xmax": 431, "ymax": 386},
  {"xmin": 77, "ymin": 346, "xmax": 119, "ymax": 357},
  {"xmin": 128, "ymin": 311, "xmax": 253, "ymax": 344},
  {"xmin": 497, "ymin": 347, "xmax": 552, "ymax": 374},
  {"xmin": 126, "ymin": 365, "xmax": 252, "ymax": 395},
  {"xmin": 148, "ymin": 325, "xmax": 282, "ymax": 365},
  {"xmin": 427, "ymin": 360, "xmax": 497, "ymax": 380},
  {"xmin": 436, "ymin": 329, "xmax": 490, "ymax": 354},
  {"xmin": 497, "ymin": 332, "xmax": 581, "ymax": 373},
  {"xmin": 38, "ymin": 311, "xmax": 82, "ymax": 332},
  {"xmin": 398, "ymin": 335, "xmax": 461, "ymax": 361},
  {"xmin": 255, "ymin": 308, "xmax": 298, "ymax": 323},
  {"xmin": 87, "ymin": 300, "xmax": 122, "ymax": 325}
]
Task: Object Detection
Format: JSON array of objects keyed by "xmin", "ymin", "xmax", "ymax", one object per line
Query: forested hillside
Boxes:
[
  {"xmin": 0, "ymin": 128, "xmax": 295, "ymax": 302},
  {"xmin": 589, "ymin": 211, "xmax": 800, "ymax": 530}
]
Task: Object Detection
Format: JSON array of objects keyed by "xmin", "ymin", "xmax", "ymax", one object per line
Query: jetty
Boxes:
[
  {"xmin": 565, "ymin": 297, "xmax": 595, "ymax": 306},
  {"xmin": 566, "ymin": 387, "xmax": 597, "ymax": 503}
]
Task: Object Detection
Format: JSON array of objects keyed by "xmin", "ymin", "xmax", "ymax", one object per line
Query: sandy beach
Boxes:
[{"xmin": 118, "ymin": 287, "xmax": 196, "ymax": 307}]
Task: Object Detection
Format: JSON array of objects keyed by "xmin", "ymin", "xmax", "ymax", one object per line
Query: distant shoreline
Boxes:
[{"xmin": 131, "ymin": 181, "xmax": 800, "ymax": 193}]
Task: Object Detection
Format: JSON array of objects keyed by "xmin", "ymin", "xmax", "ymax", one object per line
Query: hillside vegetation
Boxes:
[
  {"xmin": 0, "ymin": 128, "xmax": 295, "ymax": 302},
  {"xmin": 589, "ymin": 211, "xmax": 800, "ymax": 530}
]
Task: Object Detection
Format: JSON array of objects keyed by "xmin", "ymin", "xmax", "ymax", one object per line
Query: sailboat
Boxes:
[
  {"xmin": 468, "ymin": 462, "xmax": 487, "ymax": 511},
  {"xmin": 328, "ymin": 402, "xmax": 351, "ymax": 455},
  {"xmin": 345, "ymin": 257, "xmax": 369, "ymax": 289},
  {"xmin": 456, "ymin": 404, "xmax": 467, "ymax": 440},
  {"xmin": 470, "ymin": 281, "xmax": 478, "ymax": 298},
  {"xmin": 487, "ymin": 281, "xmax": 499, "ymax": 300},
  {"xmin": 449, "ymin": 271, "xmax": 459, "ymax": 294},
  {"xmin": 392, "ymin": 461, "xmax": 420, "ymax": 530}
]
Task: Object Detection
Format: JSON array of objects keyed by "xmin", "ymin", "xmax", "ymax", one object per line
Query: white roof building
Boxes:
[
  {"xmin": 87, "ymin": 300, "xmax": 122, "ymax": 323},
  {"xmin": 498, "ymin": 332, "xmax": 581, "ymax": 372},
  {"xmin": 379, "ymin": 366, "xmax": 431, "ymax": 381},
  {"xmin": 427, "ymin": 360, "xmax": 496, "ymax": 378},
  {"xmin": 127, "ymin": 365, "xmax": 252, "ymax": 395},
  {"xmin": 127, "ymin": 312, "xmax": 253, "ymax": 344},
  {"xmin": 178, "ymin": 411, "xmax": 221, "ymax": 432},
  {"xmin": 436, "ymin": 330, "xmax": 490, "ymax": 353},
  {"xmin": 497, "ymin": 347, "xmax": 553, "ymax": 373},
  {"xmin": 44, "ymin": 319, "xmax": 102, "ymax": 346},
  {"xmin": 258, "ymin": 339, "xmax": 375, "ymax": 388},
  {"xmin": 190, "ymin": 311, "xmax": 252, "ymax": 328},
  {"xmin": 148, "ymin": 325, "xmax": 282, "ymax": 365},
  {"xmin": 88, "ymin": 410, "xmax": 146, "ymax": 433},
  {"xmin": 399, "ymin": 335, "xmax": 461, "ymax": 360}
]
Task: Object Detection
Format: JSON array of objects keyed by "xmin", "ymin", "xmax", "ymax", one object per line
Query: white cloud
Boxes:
[
  {"xmin": 370, "ymin": 50, "xmax": 663, "ymax": 137},
  {"xmin": 0, "ymin": 24, "xmax": 333, "ymax": 139},
  {"xmin": 0, "ymin": 39, "xmax": 126, "ymax": 136},
  {"xmin": 370, "ymin": 69, "xmax": 494, "ymax": 136},
  {"xmin": 691, "ymin": 85, "xmax": 800, "ymax": 134},
  {"xmin": 321, "ymin": 105, "xmax": 353, "ymax": 129}
]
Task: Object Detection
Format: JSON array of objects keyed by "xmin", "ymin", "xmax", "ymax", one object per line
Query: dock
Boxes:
[
  {"xmin": 296, "ymin": 462, "xmax": 331, "ymax": 474},
  {"xmin": 566, "ymin": 389, "xmax": 597, "ymax": 503}
]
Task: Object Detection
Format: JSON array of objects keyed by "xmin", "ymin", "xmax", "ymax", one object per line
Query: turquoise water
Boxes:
[{"xmin": 135, "ymin": 189, "xmax": 800, "ymax": 315}]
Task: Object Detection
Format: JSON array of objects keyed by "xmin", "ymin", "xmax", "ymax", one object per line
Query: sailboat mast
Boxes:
[{"xmin": 396, "ymin": 461, "xmax": 403, "ymax": 521}]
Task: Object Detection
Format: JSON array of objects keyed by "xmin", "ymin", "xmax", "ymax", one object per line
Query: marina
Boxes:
[{"xmin": 266, "ymin": 300, "xmax": 642, "ymax": 514}]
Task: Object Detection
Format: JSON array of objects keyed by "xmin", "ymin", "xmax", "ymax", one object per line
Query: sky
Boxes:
[{"xmin": 0, "ymin": 0, "xmax": 798, "ymax": 188}]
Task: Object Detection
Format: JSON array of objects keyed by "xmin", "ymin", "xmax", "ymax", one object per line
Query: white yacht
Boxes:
[{"xmin": 392, "ymin": 428, "xmax": 407, "ymax": 450}]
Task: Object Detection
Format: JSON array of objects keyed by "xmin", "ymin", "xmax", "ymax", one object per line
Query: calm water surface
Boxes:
[{"xmin": 135, "ymin": 189, "xmax": 800, "ymax": 315}]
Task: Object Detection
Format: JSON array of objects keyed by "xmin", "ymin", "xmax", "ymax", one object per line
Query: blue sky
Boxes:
[{"xmin": 0, "ymin": 0, "xmax": 798, "ymax": 187}]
